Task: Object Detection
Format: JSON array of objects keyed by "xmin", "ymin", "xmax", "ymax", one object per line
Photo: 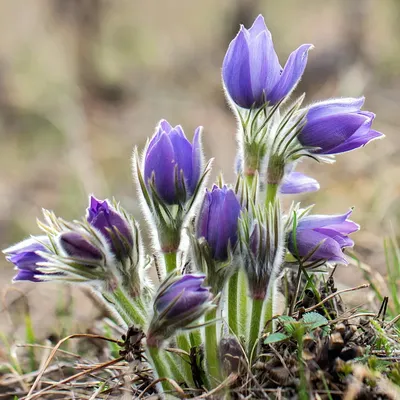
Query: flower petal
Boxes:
[
  {"xmin": 222, "ymin": 28, "xmax": 254, "ymax": 108},
  {"xmin": 268, "ymin": 44, "xmax": 313, "ymax": 104},
  {"xmin": 298, "ymin": 210, "xmax": 353, "ymax": 230},
  {"xmin": 144, "ymin": 133, "xmax": 176, "ymax": 204},
  {"xmin": 191, "ymin": 127, "xmax": 203, "ymax": 194},
  {"xmin": 299, "ymin": 112, "xmax": 371, "ymax": 152},
  {"xmin": 248, "ymin": 14, "xmax": 267, "ymax": 36},
  {"xmin": 280, "ymin": 172, "xmax": 320, "ymax": 194},
  {"xmin": 307, "ymin": 97, "xmax": 365, "ymax": 121}
]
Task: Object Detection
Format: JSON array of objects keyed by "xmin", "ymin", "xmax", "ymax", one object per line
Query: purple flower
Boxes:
[
  {"xmin": 59, "ymin": 232, "xmax": 103, "ymax": 262},
  {"xmin": 87, "ymin": 196, "xmax": 133, "ymax": 260},
  {"xmin": 4, "ymin": 237, "xmax": 49, "ymax": 282},
  {"xmin": 288, "ymin": 210, "xmax": 359, "ymax": 264},
  {"xmin": 196, "ymin": 185, "xmax": 242, "ymax": 261},
  {"xmin": 298, "ymin": 97, "xmax": 384, "ymax": 154},
  {"xmin": 144, "ymin": 119, "xmax": 202, "ymax": 205},
  {"xmin": 222, "ymin": 14, "xmax": 312, "ymax": 108},
  {"xmin": 280, "ymin": 172, "xmax": 320, "ymax": 194},
  {"xmin": 147, "ymin": 274, "xmax": 213, "ymax": 346}
]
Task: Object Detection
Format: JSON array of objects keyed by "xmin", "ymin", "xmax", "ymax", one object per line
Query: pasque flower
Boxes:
[
  {"xmin": 147, "ymin": 274, "xmax": 213, "ymax": 346},
  {"xmin": 288, "ymin": 209, "xmax": 359, "ymax": 264},
  {"xmin": 298, "ymin": 97, "xmax": 383, "ymax": 154},
  {"xmin": 87, "ymin": 196, "xmax": 133, "ymax": 261},
  {"xmin": 59, "ymin": 232, "xmax": 104, "ymax": 262},
  {"xmin": 196, "ymin": 185, "xmax": 242, "ymax": 261},
  {"xmin": 144, "ymin": 119, "xmax": 202, "ymax": 205},
  {"xmin": 222, "ymin": 14, "xmax": 312, "ymax": 108},
  {"xmin": 4, "ymin": 237, "xmax": 50, "ymax": 282}
]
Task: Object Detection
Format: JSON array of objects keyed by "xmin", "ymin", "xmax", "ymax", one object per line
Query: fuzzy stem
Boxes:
[
  {"xmin": 248, "ymin": 298, "xmax": 264, "ymax": 358},
  {"xmin": 164, "ymin": 251, "xmax": 177, "ymax": 274},
  {"xmin": 238, "ymin": 269, "xmax": 248, "ymax": 337},
  {"xmin": 147, "ymin": 346, "xmax": 173, "ymax": 393},
  {"xmin": 265, "ymin": 183, "xmax": 278, "ymax": 206},
  {"xmin": 107, "ymin": 286, "xmax": 146, "ymax": 327},
  {"xmin": 264, "ymin": 290, "xmax": 274, "ymax": 334},
  {"xmin": 204, "ymin": 308, "xmax": 220, "ymax": 387},
  {"xmin": 227, "ymin": 271, "xmax": 239, "ymax": 336}
]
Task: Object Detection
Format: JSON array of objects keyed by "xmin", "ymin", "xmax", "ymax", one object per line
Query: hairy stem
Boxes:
[
  {"xmin": 228, "ymin": 271, "xmax": 239, "ymax": 336},
  {"xmin": 204, "ymin": 308, "xmax": 220, "ymax": 387},
  {"xmin": 266, "ymin": 183, "xmax": 278, "ymax": 207},
  {"xmin": 164, "ymin": 251, "xmax": 177, "ymax": 275},
  {"xmin": 248, "ymin": 298, "xmax": 264, "ymax": 359}
]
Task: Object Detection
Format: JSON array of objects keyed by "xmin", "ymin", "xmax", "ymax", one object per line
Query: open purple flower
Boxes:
[
  {"xmin": 280, "ymin": 172, "xmax": 320, "ymax": 195},
  {"xmin": 288, "ymin": 209, "xmax": 359, "ymax": 264},
  {"xmin": 144, "ymin": 119, "xmax": 202, "ymax": 205},
  {"xmin": 87, "ymin": 196, "xmax": 133, "ymax": 261},
  {"xmin": 147, "ymin": 274, "xmax": 213, "ymax": 346},
  {"xmin": 222, "ymin": 14, "xmax": 312, "ymax": 108},
  {"xmin": 196, "ymin": 185, "xmax": 241, "ymax": 261},
  {"xmin": 4, "ymin": 237, "xmax": 49, "ymax": 282},
  {"xmin": 298, "ymin": 97, "xmax": 384, "ymax": 154}
]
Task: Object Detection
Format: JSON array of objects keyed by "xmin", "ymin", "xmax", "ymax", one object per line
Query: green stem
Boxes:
[
  {"xmin": 204, "ymin": 308, "xmax": 220, "ymax": 387},
  {"xmin": 165, "ymin": 350, "xmax": 190, "ymax": 386},
  {"xmin": 164, "ymin": 251, "xmax": 177, "ymax": 274},
  {"xmin": 228, "ymin": 272, "xmax": 239, "ymax": 336},
  {"xmin": 107, "ymin": 286, "xmax": 146, "ymax": 327},
  {"xmin": 238, "ymin": 270, "xmax": 248, "ymax": 337},
  {"xmin": 266, "ymin": 183, "xmax": 278, "ymax": 207},
  {"xmin": 264, "ymin": 290, "xmax": 274, "ymax": 334},
  {"xmin": 248, "ymin": 298, "xmax": 264, "ymax": 359},
  {"xmin": 245, "ymin": 173, "xmax": 255, "ymax": 189},
  {"xmin": 147, "ymin": 346, "xmax": 173, "ymax": 393}
]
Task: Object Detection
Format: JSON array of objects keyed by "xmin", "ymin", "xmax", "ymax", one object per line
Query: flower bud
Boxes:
[
  {"xmin": 59, "ymin": 232, "xmax": 103, "ymax": 262},
  {"xmin": 288, "ymin": 209, "xmax": 359, "ymax": 264},
  {"xmin": 239, "ymin": 203, "xmax": 284, "ymax": 300},
  {"xmin": 144, "ymin": 119, "xmax": 202, "ymax": 205},
  {"xmin": 222, "ymin": 14, "xmax": 312, "ymax": 108},
  {"xmin": 147, "ymin": 274, "xmax": 213, "ymax": 347},
  {"xmin": 298, "ymin": 97, "xmax": 383, "ymax": 155},
  {"xmin": 4, "ymin": 237, "xmax": 50, "ymax": 282},
  {"xmin": 279, "ymin": 172, "xmax": 320, "ymax": 195},
  {"xmin": 196, "ymin": 185, "xmax": 241, "ymax": 262},
  {"xmin": 87, "ymin": 196, "xmax": 133, "ymax": 262}
]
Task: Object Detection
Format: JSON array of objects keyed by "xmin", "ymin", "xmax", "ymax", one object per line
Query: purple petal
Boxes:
[
  {"xmin": 248, "ymin": 14, "xmax": 267, "ymax": 36},
  {"xmin": 299, "ymin": 112, "xmax": 371, "ymax": 152},
  {"xmin": 197, "ymin": 189, "xmax": 212, "ymax": 239},
  {"xmin": 168, "ymin": 127, "xmax": 193, "ymax": 189},
  {"xmin": 314, "ymin": 228, "xmax": 355, "ymax": 248},
  {"xmin": 307, "ymin": 97, "xmax": 365, "ymax": 121},
  {"xmin": 325, "ymin": 128, "xmax": 383, "ymax": 155},
  {"xmin": 298, "ymin": 210, "xmax": 353, "ymax": 231},
  {"xmin": 14, "ymin": 269, "xmax": 42, "ymax": 282},
  {"xmin": 280, "ymin": 172, "xmax": 320, "ymax": 194},
  {"xmin": 248, "ymin": 30, "xmax": 281, "ymax": 103},
  {"xmin": 59, "ymin": 232, "xmax": 103, "ymax": 261},
  {"xmin": 144, "ymin": 133, "xmax": 176, "ymax": 204},
  {"xmin": 159, "ymin": 119, "xmax": 173, "ymax": 133},
  {"xmin": 191, "ymin": 127, "xmax": 203, "ymax": 194},
  {"xmin": 294, "ymin": 230, "xmax": 348, "ymax": 264},
  {"xmin": 268, "ymin": 44, "xmax": 313, "ymax": 104},
  {"xmin": 326, "ymin": 220, "xmax": 360, "ymax": 234},
  {"xmin": 222, "ymin": 29, "xmax": 254, "ymax": 108}
]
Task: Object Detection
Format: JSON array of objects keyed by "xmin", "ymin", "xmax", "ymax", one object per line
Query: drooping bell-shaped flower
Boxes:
[
  {"xmin": 288, "ymin": 209, "xmax": 359, "ymax": 264},
  {"xmin": 222, "ymin": 14, "xmax": 313, "ymax": 109},
  {"xmin": 4, "ymin": 237, "xmax": 50, "ymax": 282},
  {"xmin": 196, "ymin": 185, "xmax": 242, "ymax": 262},
  {"xmin": 87, "ymin": 196, "xmax": 133, "ymax": 262},
  {"xmin": 144, "ymin": 119, "xmax": 203, "ymax": 205},
  {"xmin": 147, "ymin": 274, "xmax": 213, "ymax": 347},
  {"xmin": 298, "ymin": 97, "xmax": 383, "ymax": 155}
]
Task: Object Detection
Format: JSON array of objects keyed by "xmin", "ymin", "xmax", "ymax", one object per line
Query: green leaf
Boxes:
[
  {"xmin": 302, "ymin": 312, "xmax": 329, "ymax": 331},
  {"xmin": 264, "ymin": 332, "xmax": 289, "ymax": 344}
]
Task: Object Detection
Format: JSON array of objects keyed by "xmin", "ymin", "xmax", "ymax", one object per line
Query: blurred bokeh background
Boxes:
[{"xmin": 0, "ymin": 0, "xmax": 398, "ymax": 340}]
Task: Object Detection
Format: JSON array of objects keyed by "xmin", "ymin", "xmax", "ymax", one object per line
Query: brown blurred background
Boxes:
[{"xmin": 0, "ymin": 0, "xmax": 398, "ymax": 340}]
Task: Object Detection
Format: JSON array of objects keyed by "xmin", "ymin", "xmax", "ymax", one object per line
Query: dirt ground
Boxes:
[{"xmin": 0, "ymin": 0, "xmax": 399, "ymax": 342}]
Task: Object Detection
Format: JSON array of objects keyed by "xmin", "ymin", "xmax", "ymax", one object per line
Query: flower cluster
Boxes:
[{"xmin": 3, "ymin": 13, "xmax": 383, "ymax": 396}]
